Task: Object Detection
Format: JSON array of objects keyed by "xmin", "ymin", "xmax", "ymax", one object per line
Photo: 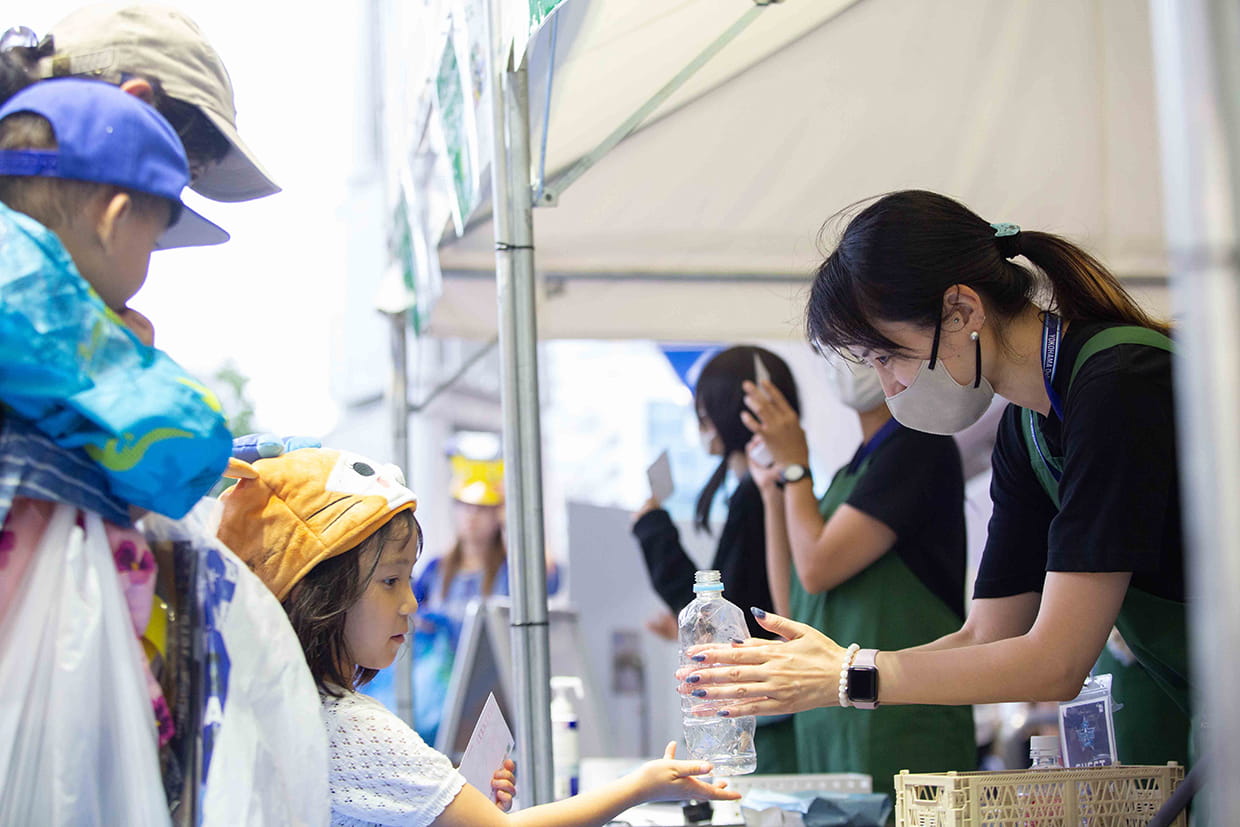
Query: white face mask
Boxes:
[
  {"xmin": 699, "ymin": 421, "xmax": 721, "ymax": 456},
  {"xmin": 824, "ymin": 356, "xmax": 886, "ymax": 412},
  {"xmin": 884, "ymin": 330, "xmax": 995, "ymax": 435}
]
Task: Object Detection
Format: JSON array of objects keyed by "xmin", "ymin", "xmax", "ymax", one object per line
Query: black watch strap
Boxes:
[{"xmin": 776, "ymin": 464, "xmax": 811, "ymax": 489}]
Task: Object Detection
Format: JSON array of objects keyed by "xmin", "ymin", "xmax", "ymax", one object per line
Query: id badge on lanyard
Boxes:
[{"xmin": 1031, "ymin": 314, "xmax": 1066, "ymax": 483}]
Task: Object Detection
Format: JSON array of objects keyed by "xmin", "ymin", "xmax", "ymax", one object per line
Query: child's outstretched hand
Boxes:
[
  {"xmin": 628, "ymin": 742, "xmax": 742, "ymax": 804},
  {"xmin": 490, "ymin": 758, "xmax": 516, "ymax": 812}
]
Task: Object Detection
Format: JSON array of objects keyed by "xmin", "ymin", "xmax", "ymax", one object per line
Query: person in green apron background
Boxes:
[
  {"xmin": 676, "ymin": 191, "xmax": 1192, "ymax": 773},
  {"xmin": 741, "ymin": 354, "xmax": 975, "ymax": 798},
  {"xmin": 1098, "ymin": 629, "xmax": 1191, "ymax": 768},
  {"xmin": 632, "ymin": 346, "xmax": 800, "ymax": 772}
]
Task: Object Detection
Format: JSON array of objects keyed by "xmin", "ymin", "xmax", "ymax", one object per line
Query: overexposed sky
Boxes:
[{"xmin": 12, "ymin": 1, "xmax": 366, "ymax": 436}]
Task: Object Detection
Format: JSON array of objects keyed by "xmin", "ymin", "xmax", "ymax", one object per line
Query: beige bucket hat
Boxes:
[{"xmin": 38, "ymin": 3, "xmax": 279, "ymax": 202}]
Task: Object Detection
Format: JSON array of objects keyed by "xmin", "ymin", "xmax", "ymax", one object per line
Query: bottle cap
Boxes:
[
  {"xmin": 550, "ymin": 675, "xmax": 584, "ymax": 699},
  {"xmin": 693, "ymin": 569, "xmax": 724, "ymax": 592},
  {"xmin": 1030, "ymin": 735, "xmax": 1060, "ymax": 754}
]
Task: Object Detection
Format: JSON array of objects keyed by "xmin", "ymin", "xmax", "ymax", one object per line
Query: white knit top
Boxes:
[{"xmin": 321, "ymin": 691, "xmax": 466, "ymax": 827}]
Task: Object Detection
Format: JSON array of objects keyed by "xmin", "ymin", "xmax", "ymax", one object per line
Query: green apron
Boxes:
[
  {"xmin": 1096, "ymin": 645, "xmax": 1190, "ymax": 767},
  {"xmin": 754, "ymin": 714, "xmax": 798, "ymax": 774},
  {"xmin": 789, "ymin": 454, "xmax": 976, "ymax": 800},
  {"xmin": 1022, "ymin": 326, "xmax": 1193, "ymax": 764}
]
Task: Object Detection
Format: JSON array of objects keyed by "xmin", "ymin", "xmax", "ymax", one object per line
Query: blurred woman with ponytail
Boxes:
[
  {"xmin": 681, "ymin": 191, "xmax": 1193, "ymax": 771},
  {"xmin": 632, "ymin": 345, "xmax": 799, "ymax": 772}
]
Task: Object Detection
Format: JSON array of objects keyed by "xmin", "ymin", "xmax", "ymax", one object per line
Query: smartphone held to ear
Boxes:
[
  {"xmin": 749, "ymin": 441, "xmax": 774, "ymax": 468},
  {"xmin": 748, "ymin": 354, "xmax": 775, "ymax": 468}
]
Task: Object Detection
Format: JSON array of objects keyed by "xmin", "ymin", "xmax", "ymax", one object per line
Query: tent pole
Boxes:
[
  {"xmin": 388, "ymin": 308, "xmax": 414, "ymax": 726},
  {"xmin": 1149, "ymin": 0, "xmax": 1240, "ymax": 820},
  {"xmin": 488, "ymin": 0, "xmax": 555, "ymax": 807}
]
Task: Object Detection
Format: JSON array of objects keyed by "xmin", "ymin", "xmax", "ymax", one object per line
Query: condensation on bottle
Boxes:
[{"xmin": 677, "ymin": 570, "xmax": 756, "ymax": 776}]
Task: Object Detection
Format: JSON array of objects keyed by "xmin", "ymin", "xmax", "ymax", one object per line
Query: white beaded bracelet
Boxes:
[{"xmin": 838, "ymin": 643, "xmax": 860, "ymax": 708}]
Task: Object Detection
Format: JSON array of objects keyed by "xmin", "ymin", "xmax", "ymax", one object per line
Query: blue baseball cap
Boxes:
[{"xmin": 0, "ymin": 77, "xmax": 227, "ymax": 248}]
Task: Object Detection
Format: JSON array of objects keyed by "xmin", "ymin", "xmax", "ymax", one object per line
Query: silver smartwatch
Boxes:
[{"xmin": 846, "ymin": 648, "xmax": 880, "ymax": 709}]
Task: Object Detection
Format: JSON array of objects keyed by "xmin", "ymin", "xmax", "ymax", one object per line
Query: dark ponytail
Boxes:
[
  {"xmin": 694, "ymin": 458, "xmax": 730, "ymax": 536},
  {"xmin": 1018, "ymin": 231, "xmax": 1169, "ymax": 335},
  {"xmin": 692, "ymin": 346, "xmax": 799, "ymax": 534},
  {"xmin": 806, "ymin": 190, "xmax": 1168, "ymax": 354}
]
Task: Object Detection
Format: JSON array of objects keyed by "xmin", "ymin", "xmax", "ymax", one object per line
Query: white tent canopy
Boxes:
[{"xmin": 429, "ymin": 0, "xmax": 1166, "ymax": 341}]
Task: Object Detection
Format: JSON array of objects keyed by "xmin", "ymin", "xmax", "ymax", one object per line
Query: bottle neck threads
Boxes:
[{"xmin": 693, "ymin": 569, "xmax": 724, "ymax": 593}]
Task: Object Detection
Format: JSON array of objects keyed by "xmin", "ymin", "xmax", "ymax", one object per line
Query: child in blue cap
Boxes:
[
  {"xmin": 0, "ymin": 77, "xmax": 238, "ymax": 758},
  {"xmin": 0, "ymin": 75, "xmax": 228, "ymax": 294},
  {"xmin": 0, "ymin": 77, "xmax": 233, "ymax": 522}
]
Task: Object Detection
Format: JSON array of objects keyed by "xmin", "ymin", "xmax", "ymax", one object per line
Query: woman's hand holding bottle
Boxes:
[{"xmin": 676, "ymin": 608, "xmax": 850, "ymax": 717}]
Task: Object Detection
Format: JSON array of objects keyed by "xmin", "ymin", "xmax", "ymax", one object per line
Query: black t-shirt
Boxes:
[
  {"xmin": 632, "ymin": 474, "xmax": 777, "ymax": 639},
  {"xmin": 845, "ymin": 426, "xmax": 968, "ymax": 619},
  {"xmin": 974, "ymin": 320, "xmax": 1185, "ymax": 602}
]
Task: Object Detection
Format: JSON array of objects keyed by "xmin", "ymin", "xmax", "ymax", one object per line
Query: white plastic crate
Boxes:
[{"xmin": 894, "ymin": 763, "xmax": 1184, "ymax": 826}]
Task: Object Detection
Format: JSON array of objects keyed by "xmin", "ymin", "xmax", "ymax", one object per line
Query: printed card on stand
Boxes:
[{"xmin": 1058, "ymin": 674, "xmax": 1118, "ymax": 767}]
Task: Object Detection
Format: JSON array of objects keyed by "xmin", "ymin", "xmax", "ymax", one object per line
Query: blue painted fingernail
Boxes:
[
  {"xmin": 692, "ymin": 689, "xmax": 707, "ymax": 697},
  {"xmin": 692, "ymin": 654, "xmax": 706, "ymax": 662},
  {"xmin": 686, "ymin": 674, "xmax": 701, "ymax": 683},
  {"xmin": 730, "ymin": 637, "xmax": 744, "ymax": 644},
  {"xmin": 717, "ymin": 710, "xmax": 731, "ymax": 717},
  {"xmin": 751, "ymin": 607, "xmax": 767, "ymax": 619}
]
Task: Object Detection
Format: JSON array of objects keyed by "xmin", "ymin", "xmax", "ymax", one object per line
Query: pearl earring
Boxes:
[{"xmin": 970, "ymin": 331, "xmax": 982, "ymax": 388}]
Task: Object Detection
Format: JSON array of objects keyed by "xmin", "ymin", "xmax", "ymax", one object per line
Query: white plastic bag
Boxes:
[
  {"xmin": 0, "ymin": 504, "xmax": 170, "ymax": 825},
  {"xmin": 144, "ymin": 500, "xmax": 329, "ymax": 827}
]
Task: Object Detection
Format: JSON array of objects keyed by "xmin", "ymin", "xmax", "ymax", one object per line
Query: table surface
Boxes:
[{"xmin": 607, "ymin": 801, "xmax": 745, "ymax": 826}]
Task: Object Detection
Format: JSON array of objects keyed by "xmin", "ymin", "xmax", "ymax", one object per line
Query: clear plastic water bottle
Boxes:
[
  {"xmin": 678, "ymin": 570, "xmax": 756, "ymax": 775},
  {"xmin": 1029, "ymin": 735, "xmax": 1062, "ymax": 769},
  {"xmin": 1020, "ymin": 735, "xmax": 1064, "ymax": 825}
]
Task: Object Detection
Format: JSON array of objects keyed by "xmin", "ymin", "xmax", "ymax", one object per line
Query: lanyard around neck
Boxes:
[
  {"xmin": 847, "ymin": 417, "xmax": 901, "ymax": 474},
  {"xmin": 1041, "ymin": 313, "xmax": 1065, "ymax": 420}
]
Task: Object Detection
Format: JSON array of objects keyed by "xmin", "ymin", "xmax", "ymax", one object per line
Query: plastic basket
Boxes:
[
  {"xmin": 726, "ymin": 772, "xmax": 871, "ymax": 795},
  {"xmin": 894, "ymin": 763, "xmax": 1184, "ymax": 826}
]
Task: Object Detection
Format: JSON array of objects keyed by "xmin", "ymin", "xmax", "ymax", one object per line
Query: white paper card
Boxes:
[
  {"xmin": 647, "ymin": 450, "xmax": 674, "ymax": 502},
  {"xmin": 458, "ymin": 693, "xmax": 515, "ymax": 796},
  {"xmin": 748, "ymin": 353, "xmax": 776, "ymax": 467},
  {"xmin": 753, "ymin": 352, "xmax": 771, "ymax": 387}
]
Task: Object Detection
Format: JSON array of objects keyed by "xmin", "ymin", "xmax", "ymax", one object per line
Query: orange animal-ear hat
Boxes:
[{"xmin": 217, "ymin": 448, "xmax": 418, "ymax": 601}]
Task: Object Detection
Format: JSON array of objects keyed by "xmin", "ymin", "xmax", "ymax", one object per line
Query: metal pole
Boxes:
[
  {"xmin": 388, "ymin": 308, "xmax": 414, "ymax": 726},
  {"xmin": 1148, "ymin": 1, "xmax": 1240, "ymax": 822},
  {"xmin": 487, "ymin": 0, "xmax": 555, "ymax": 806}
]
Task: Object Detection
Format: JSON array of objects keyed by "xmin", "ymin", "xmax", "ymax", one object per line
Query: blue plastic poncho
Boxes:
[{"xmin": 0, "ymin": 201, "xmax": 231, "ymax": 518}]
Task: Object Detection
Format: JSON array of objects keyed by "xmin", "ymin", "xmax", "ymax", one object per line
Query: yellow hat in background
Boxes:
[{"xmin": 449, "ymin": 455, "xmax": 504, "ymax": 506}]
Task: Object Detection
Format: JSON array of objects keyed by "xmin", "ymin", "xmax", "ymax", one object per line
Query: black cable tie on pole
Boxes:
[
  {"xmin": 509, "ymin": 620, "xmax": 550, "ymax": 628},
  {"xmin": 495, "ymin": 242, "xmax": 535, "ymax": 251}
]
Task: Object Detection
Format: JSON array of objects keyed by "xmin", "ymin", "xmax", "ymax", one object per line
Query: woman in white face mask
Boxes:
[
  {"xmin": 739, "ymin": 353, "xmax": 974, "ymax": 795},
  {"xmin": 679, "ymin": 191, "xmax": 1191, "ymax": 772}
]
